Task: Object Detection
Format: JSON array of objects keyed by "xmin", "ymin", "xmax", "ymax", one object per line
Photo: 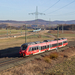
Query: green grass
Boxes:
[
  {"xmin": 47, "ymin": 33, "xmax": 75, "ymax": 38},
  {"xmin": 59, "ymin": 34, "xmax": 75, "ymax": 37},
  {"xmin": 0, "ymin": 30, "xmax": 75, "ymax": 50},
  {"xmin": 18, "ymin": 34, "xmax": 50, "ymax": 39},
  {"xmin": 0, "ymin": 29, "xmax": 32, "ymax": 35},
  {"xmin": 0, "ymin": 29, "xmax": 22, "ymax": 35}
]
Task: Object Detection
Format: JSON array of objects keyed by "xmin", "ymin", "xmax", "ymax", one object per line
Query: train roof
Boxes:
[
  {"xmin": 34, "ymin": 41, "xmax": 41, "ymax": 44},
  {"xmin": 22, "ymin": 41, "xmax": 41, "ymax": 46},
  {"xmin": 54, "ymin": 38, "xmax": 66, "ymax": 40},
  {"xmin": 43, "ymin": 40, "xmax": 51, "ymax": 42},
  {"xmin": 21, "ymin": 38, "xmax": 67, "ymax": 46}
]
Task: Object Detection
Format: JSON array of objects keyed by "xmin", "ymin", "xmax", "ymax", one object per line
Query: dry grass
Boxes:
[
  {"xmin": 49, "ymin": 52, "xmax": 59, "ymax": 59},
  {"xmin": 44, "ymin": 57, "xmax": 51, "ymax": 63},
  {"xmin": 0, "ymin": 46, "xmax": 75, "ymax": 75}
]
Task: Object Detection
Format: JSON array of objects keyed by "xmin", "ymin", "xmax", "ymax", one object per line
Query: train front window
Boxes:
[{"xmin": 21, "ymin": 45, "xmax": 27, "ymax": 50}]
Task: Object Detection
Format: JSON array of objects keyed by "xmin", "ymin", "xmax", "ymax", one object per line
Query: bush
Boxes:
[
  {"xmin": 50, "ymin": 52, "xmax": 58, "ymax": 59},
  {"xmin": 44, "ymin": 57, "xmax": 51, "ymax": 63}
]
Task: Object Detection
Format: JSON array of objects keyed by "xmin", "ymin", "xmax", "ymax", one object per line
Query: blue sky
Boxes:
[{"xmin": 0, "ymin": 0, "xmax": 75, "ymax": 21}]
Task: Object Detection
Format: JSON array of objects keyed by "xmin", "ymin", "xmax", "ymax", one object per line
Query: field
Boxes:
[
  {"xmin": 0, "ymin": 29, "xmax": 75, "ymax": 75},
  {"xmin": 0, "ymin": 29, "xmax": 75, "ymax": 50}
]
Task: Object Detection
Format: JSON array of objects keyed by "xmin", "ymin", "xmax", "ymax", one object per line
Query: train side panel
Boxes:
[{"xmin": 19, "ymin": 38, "xmax": 68, "ymax": 57}]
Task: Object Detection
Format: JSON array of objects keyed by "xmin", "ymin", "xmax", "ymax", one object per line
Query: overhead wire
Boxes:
[
  {"xmin": 48, "ymin": 10, "xmax": 75, "ymax": 16},
  {"xmin": 43, "ymin": 0, "xmax": 60, "ymax": 12},
  {"xmin": 59, "ymin": 11, "xmax": 75, "ymax": 16},
  {"xmin": 48, "ymin": 0, "xmax": 75, "ymax": 14}
]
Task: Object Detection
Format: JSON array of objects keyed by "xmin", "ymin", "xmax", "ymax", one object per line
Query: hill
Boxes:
[{"xmin": 0, "ymin": 19, "xmax": 75, "ymax": 26}]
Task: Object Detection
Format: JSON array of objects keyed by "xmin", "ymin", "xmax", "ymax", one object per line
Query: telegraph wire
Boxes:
[
  {"xmin": 58, "ymin": 11, "xmax": 75, "ymax": 16},
  {"xmin": 48, "ymin": 0, "xmax": 75, "ymax": 14},
  {"xmin": 43, "ymin": 0, "xmax": 60, "ymax": 12},
  {"xmin": 48, "ymin": 11, "xmax": 75, "ymax": 16}
]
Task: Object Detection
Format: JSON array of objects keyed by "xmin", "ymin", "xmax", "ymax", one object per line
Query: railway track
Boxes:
[{"xmin": 0, "ymin": 41, "xmax": 75, "ymax": 72}]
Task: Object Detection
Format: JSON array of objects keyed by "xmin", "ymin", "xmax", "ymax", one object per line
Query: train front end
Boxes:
[{"xmin": 19, "ymin": 44, "xmax": 27, "ymax": 57}]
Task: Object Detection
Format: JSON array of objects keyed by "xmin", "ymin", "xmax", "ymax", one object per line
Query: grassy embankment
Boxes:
[{"xmin": 1, "ymin": 47, "xmax": 75, "ymax": 75}]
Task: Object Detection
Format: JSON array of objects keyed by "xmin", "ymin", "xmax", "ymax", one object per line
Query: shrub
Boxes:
[
  {"xmin": 50, "ymin": 52, "xmax": 58, "ymax": 59},
  {"xmin": 44, "ymin": 57, "xmax": 51, "ymax": 63}
]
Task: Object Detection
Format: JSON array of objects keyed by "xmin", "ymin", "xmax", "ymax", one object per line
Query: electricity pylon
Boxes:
[{"xmin": 29, "ymin": 6, "xmax": 45, "ymax": 25}]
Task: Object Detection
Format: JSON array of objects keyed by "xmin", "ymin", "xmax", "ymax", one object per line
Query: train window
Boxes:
[
  {"xmin": 47, "ymin": 45, "xmax": 49, "ymax": 48},
  {"xmin": 63, "ymin": 41, "xmax": 67, "ymax": 43},
  {"xmin": 34, "ymin": 47, "xmax": 36, "ymax": 50},
  {"xmin": 59, "ymin": 42, "xmax": 62, "ymax": 45},
  {"xmin": 43, "ymin": 46, "xmax": 45, "ymax": 49},
  {"xmin": 41, "ymin": 46, "xmax": 47, "ymax": 50},
  {"xmin": 21, "ymin": 45, "xmax": 27, "ymax": 50},
  {"xmin": 37, "ymin": 47, "xmax": 38, "ymax": 50},
  {"xmin": 29, "ymin": 47, "xmax": 32, "ymax": 51},
  {"xmin": 43, "ymin": 46, "xmax": 44, "ymax": 49},
  {"xmin": 41, "ymin": 46, "xmax": 44, "ymax": 50},
  {"xmin": 52, "ymin": 44, "xmax": 57, "ymax": 47},
  {"xmin": 32, "ymin": 47, "xmax": 38, "ymax": 51},
  {"xmin": 41, "ymin": 47, "xmax": 42, "ymax": 50},
  {"xmin": 32, "ymin": 47, "xmax": 34, "ymax": 51},
  {"xmin": 43, "ymin": 46, "xmax": 46, "ymax": 49},
  {"xmin": 45, "ymin": 46, "xmax": 46, "ymax": 49}
]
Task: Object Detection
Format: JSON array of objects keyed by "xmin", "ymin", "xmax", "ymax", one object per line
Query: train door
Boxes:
[
  {"xmin": 38, "ymin": 46, "xmax": 41, "ymax": 52},
  {"xmin": 62, "ymin": 41, "xmax": 63, "ymax": 46},
  {"xmin": 49, "ymin": 44, "xmax": 52, "ymax": 50}
]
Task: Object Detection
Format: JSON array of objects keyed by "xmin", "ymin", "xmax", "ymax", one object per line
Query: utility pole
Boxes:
[
  {"xmin": 49, "ymin": 18, "xmax": 51, "ymax": 31},
  {"xmin": 57, "ymin": 25, "xmax": 59, "ymax": 52},
  {"xmin": 7, "ymin": 27, "xmax": 8, "ymax": 37},
  {"xmin": 25, "ymin": 24, "xmax": 27, "ymax": 43},
  {"xmin": 21, "ymin": 25, "xmax": 22, "ymax": 35},
  {"xmin": 49, "ymin": 18, "xmax": 50, "ymax": 26},
  {"xmin": 62, "ymin": 24, "xmax": 63, "ymax": 33},
  {"xmin": 10, "ymin": 25, "xmax": 11, "ymax": 37},
  {"xmin": 72, "ymin": 24, "xmax": 74, "ymax": 32},
  {"xmin": 29, "ymin": 6, "xmax": 45, "ymax": 27}
]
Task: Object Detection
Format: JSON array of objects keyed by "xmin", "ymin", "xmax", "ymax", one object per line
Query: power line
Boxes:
[
  {"xmin": 48, "ymin": 11, "xmax": 75, "ymax": 16},
  {"xmin": 43, "ymin": 0, "xmax": 60, "ymax": 12},
  {"xmin": 48, "ymin": 0, "xmax": 75, "ymax": 14}
]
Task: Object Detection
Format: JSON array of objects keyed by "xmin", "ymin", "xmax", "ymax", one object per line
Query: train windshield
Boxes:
[{"xmin": 21, "ymin": 45, "xmax": 27, "ymax": 50}]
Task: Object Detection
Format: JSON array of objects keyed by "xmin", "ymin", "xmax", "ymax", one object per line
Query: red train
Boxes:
[{"xmin": 19, "ymin": 38, "xmax": 68, "ymax": 57}]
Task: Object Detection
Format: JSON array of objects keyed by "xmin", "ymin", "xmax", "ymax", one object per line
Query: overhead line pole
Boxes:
[
  {"xmin": 62, "ymin": 24, "xmax": 63, "ymax": 33},
  {"xmin": 10, "ymin": 25, "xmax": 11, "ymax": 37},
  {"xmin": 25, "ymin": 24, "xmax": 27, "ymax": 43},
  {"xmin": 7, "ymin": 27, "xmax": 8, "ymax": 37},
  {"xmin": 57, "ymin": 25, "xmax": 59, "ymax": 52}
]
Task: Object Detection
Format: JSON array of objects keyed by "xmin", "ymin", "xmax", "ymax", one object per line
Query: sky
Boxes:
[{"xmin": 0, "ymin": 0, "xmax": 75, "ymax": 21}]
